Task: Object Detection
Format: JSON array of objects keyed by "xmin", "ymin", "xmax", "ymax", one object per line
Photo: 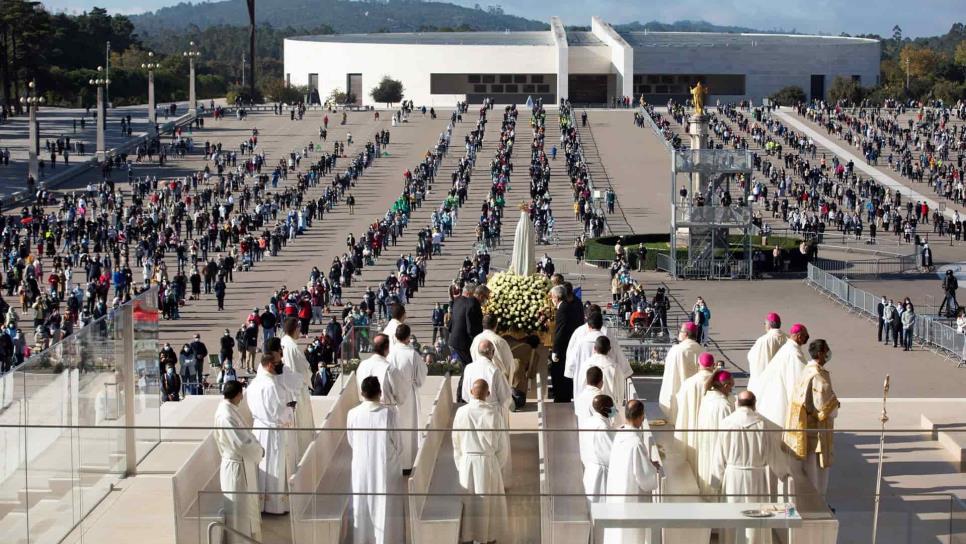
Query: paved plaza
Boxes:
[{"xmin": 0, "ymin": 101, "xmax": 955, "ymax": 543}]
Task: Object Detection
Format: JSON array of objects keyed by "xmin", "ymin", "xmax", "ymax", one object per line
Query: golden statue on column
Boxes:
[{"xmin": 690, "ymin": 81, "xmax": 709, "ymax": 116}]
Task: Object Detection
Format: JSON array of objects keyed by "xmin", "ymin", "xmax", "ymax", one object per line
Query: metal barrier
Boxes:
[
  {"xmin": 807, "ymin": 264, "xmax": 965, "ymax": 365},
  {"xmin": 812, "ymin": 254, "xmax": 918, "ymax": 279}
]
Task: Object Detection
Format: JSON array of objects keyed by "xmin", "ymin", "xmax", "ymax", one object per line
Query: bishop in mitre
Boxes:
[
  {"xmin": 659, "ymin": 322, "xmax": 703, "ymax": 420},
  {"xmin": 673, "ymin": 352, "xmax": 716, "ymax": 474},
  {"xmin": 748, "ymin": 323, "xmax": 809, "ymax": 427},
  {"xmin": 746, "ymin": 312, "xmax": 788, "ymax": 383}
]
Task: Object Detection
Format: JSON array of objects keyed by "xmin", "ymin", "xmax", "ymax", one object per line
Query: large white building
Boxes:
[{"xmin": 284, "ymin": 17, "xmax": 880, "ymax": 107}]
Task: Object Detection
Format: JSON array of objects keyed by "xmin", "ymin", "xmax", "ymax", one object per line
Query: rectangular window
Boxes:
[
  {"xmin": 468, "ymin": 74, "xmax": 481, "ymax": 83},
  {"xmin": 523, "ymin": 84, "xmax": 536, "ymax": 93},
  {"xmin": 473, "ymin": 84, "xmax": 487, "ymax": 93},
  {"xmin": 531, "ymin": 75, "xmax": 544, "ymax": 83},
  {"xmin": 661, "ymin": 75, "xmax": 674, "ymax": 84},
  {"xmin": 647, "ymin": 75, "xmax": 658, "ymax": 84},
  {"xmin": 514, "ymin": 74, "xmax": 527, "ymax": 83},
  {"xmin": 537, "ymin": 84, "xmax": 550, "ymax": 93},
  {"xmin": 491, "ymin": 84, "xmax": 504, "ymax": 93},
  {"xmin": 656, "ymin": 85, "xmax": 668, "ymax": 94},
  {"xmin": 482, "ymin": 74, "xmax": 495, "ymax": 83},
  {"xmin": 506, "ymin": 84, "xmax": 519, "ymax": 93},
  {"xmin": 500, "ymin": 74, "xmax": 512, "ymax": 83}
]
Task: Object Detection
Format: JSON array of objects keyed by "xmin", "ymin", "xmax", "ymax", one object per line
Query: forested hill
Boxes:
[{"xmin": 130, "ymin": 0, "xmax": 548, "ymax": 34}]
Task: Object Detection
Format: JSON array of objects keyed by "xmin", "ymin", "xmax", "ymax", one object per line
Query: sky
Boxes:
[{"xmin": 39, "ymin": 0, "xmax": 963, "ymax": 38}]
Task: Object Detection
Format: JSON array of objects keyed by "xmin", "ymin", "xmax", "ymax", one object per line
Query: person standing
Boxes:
[
  {"xmin": 574, "ymin": 366, "xmax": 605, "ymax": 423},
  {"xmin": 711, "ymin": 391, "xmax": 791, "ymax": 544},
  {"xmin": 565, "ymin": 312, "xmax": 632, "ymax": 400},
  {"xmin": 161, "ymin": 362, "xmax": 181, "ymax": 402},
  {"xmin": 673, "ymin": 352, "xmax": 716, "ymax": 476},
  {"xmin": 876, "ymin": 296, "xmax": 887, "ymax": 342},
  {"xmin": 448, "ymin": 284, "xmax": 483, "ymax": 402},
  {"xmin": 747, "ymin": 323, "xmax": 809, "ymax": 427},
  {"xmin": 469, "ymin": 314, "xmax": 515, "ymax": 382},
  {"xmin": 784, "ymin": 339, "xmax": 840, "ymax": 500},
  {"xmin": 356, "ymin": 334, "xmax": 406, "ymax": 405},
  {"xmin": 461, "ymin": 339, "xmax": 514, "ymax": 482},
  {"xmin": 214, "ymin": 381, "xmax": 264, "ymax": 543},
  {"xmin": 658, "ymin": 322, "xmax": 703, "ymax": 420},
  {"xmin": 604, "ymin": 400, "xmax": 660, "ymax": 544},
  {"xmin": 347, "ymin": 376, "xmax": 404, "ymax": 544},
  {"xmin": 695, "ymin": 370, "xmax": 735, "ymax": 498},
  {"xmin": 452, "ymin": 379, "xmax": 510, "ymax": 544},
  {"xmin": 579, "ymin": 394, "xmax": 615, "ymax": 503},
  {"xmin": 386, "ymin": 324, "xmax": 427, "ymax": 473},
  {"xmin": 901, "ymin": 303, "xmax": 916, "ymax": 351},
  {"xmin": 383, "ymin": 303, "xmax": 406, "ymax": 352},
  {"xmin": 280, "ymin": 318, "xmax": 316, "ymax": 457},
  {"xmin": 550, "ymin": 285, "xmax": 582, "ymax": 403},
  {"xmin": 215, "ymin": 276, "xmax": 227, "ymax": 310},
  {"xmin": 247, "ymin": 353, "xmax": 296, "ymax": 514},
  {"xmin": 939, "ymin": 269, "xmax": 958, "ymax": 316},
  {"xmin": 746, "ymin": 313, "xmax": 788, "ymax": 383}
]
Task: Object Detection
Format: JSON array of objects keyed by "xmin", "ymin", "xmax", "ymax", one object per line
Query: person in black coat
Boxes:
[
  {"xmin": 876, "ymin": 296, "xmax": 886, "ymax": 342},
  {"xmin": 189, "ymin": 334, "xmax": 209, "ymax": 376},
  {"xmin": 448, "ymin": 284, "xmax": 484, "ymax": 402},
  {"xmin": 549, "ymin": 283, "xmax": 584, "ymax": 403},
  {"xmin": 161, "ymin": 363, "xmax": 182, "ymax": 402}
]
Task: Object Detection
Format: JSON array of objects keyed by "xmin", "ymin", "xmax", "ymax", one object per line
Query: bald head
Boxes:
[
  {"xmin": 737, "ymin": 390, "xmax": 756, "ymax": 409},
  {"xmin": 372, "ymin": 333, "xmax": 390, "ymax": 356},
  {"xmin": 625, "ymin": 399, "xmax": 645, "ymax": 427},
  {"xmin": 478, "ymin": 339, "xmax": 495, "ymax": 360},
  {"xmin": 470, "ymin": 379, "xmax": 490, "ymax": 400}
]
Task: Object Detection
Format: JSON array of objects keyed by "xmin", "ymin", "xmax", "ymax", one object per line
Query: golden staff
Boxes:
[{"xmin": 871, "ymin": 374, "xmax": 890, "ymax": 544}]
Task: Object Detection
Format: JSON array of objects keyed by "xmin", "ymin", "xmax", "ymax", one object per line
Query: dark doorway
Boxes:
[
  {"xmin": 568, "ymin": 74, "xmax": 608, "ymax": 104},
  {"xmin": 308, "ymin": 73, "xmax": 319, "ymax": 104},
  {"xmin": 346, "ymin": 73, "xmax": 362, "ymax": 105},
  {"xmin": 810, "ymin": 74, "xmax": 825, "ymax": 101}
]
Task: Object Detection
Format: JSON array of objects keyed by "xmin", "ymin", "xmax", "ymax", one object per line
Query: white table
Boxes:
[{"xmin": 591, "ymin": 502, "xmax": 802, "ymax": 544}]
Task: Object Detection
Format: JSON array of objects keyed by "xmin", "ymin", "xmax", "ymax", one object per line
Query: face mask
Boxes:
[
  {"xmin": 166, "ymin": 367, "xmax": 174, "ymax": 375},
  {"xmin": 273, "ymin": 362, "xmax": 284, "ymax": 375},
  {"xmin": 608, "ymin": 406, "xmax": 618, "ymax": 419},
  {"xmin": 824, "ymin": 350, "xmax": 832, "ymax": 363}
]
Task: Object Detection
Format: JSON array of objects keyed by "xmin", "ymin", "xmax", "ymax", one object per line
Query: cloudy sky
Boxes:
[{"xmin": 41, "ymin": 0, "xmax": 961, "ymax": 38}]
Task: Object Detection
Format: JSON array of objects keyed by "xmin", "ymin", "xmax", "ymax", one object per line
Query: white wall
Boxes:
[
  {"xmin": 284, "ymin": 38, "xmax": 558, "ymax": 107},
  {"xmin": 551, "ymin": 17, "xmax": 569, "ymax": 104},
  {"xmin": 591, "ymin": 17, "xmax": 634, "ymax": 100}
]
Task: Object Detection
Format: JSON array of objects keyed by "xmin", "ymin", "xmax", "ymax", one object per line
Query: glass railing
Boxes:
[
  {"xmin": 673, "ymin": 204, "xmax": 753, "ymax": 225},
  {"xmin": 673, "ymin": 148, "xmax": 753, "ymax": 173}
]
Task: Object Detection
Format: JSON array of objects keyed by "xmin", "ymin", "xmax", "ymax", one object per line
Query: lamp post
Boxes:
[
  {"xmin": 183, "ymin": 42, "xmax": 201, "ymax": 117},
  {"xmin": 89, "ymin": 66, "xmax": 111, "ymax": 163},
  {"xmin": 141, "ymin": 52, "xmax": 160, "ymax": 136},
  {"xmin": 19, "ymin": 80, "xmax": 44, "ymax": 183}
]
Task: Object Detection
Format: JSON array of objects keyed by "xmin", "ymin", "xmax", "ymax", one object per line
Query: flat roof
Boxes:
[
  {"xmin": 620, "ymin": 31, "xmax": 880, "ymax": 47},
  {"xmin": 565, "ymin": 31, "xmax": 605, "ymax": 46},
  {"xmin": 289, "ymin": 31, "xmax": 554, "ymax": 46}
]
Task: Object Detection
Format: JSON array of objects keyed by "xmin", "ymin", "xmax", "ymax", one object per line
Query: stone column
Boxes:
[
  {"xmin": 96, "ymin": 85, "xmax": 106, "ymax": 162},
  {"xmin": 188, "ymin": 57, "xmax": 197, "ymax": 117},
  {"xmin": 27, "ymin": 104, "xmax": 38, "ymax": 181},
  {"xmin": 147, "ymin": 70, "xmax": 157, "ymax": 134}
]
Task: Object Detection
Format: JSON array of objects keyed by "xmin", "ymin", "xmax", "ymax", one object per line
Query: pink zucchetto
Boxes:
[
  {"xmin": 683, "ymin": 322, "xmax": 699, "ymax": 333},
  {"xmin": 716, "ymin": 370, "xmax": 733, "ymax": 383},
  {"xmin": 789, "ymin": 323, "xmax": 806, "ymax": 335},
  {"xmin": 699, "ymin": 353, "xmax": 715, "ymax": 368},
  {"xmin": 766, "ymin": 312, "xmax": 781, "ymax": 323}
]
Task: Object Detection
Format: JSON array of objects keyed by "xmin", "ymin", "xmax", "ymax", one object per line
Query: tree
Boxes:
[
  {"xmin": 369, "ymin": 76, "xmax": 403, "ymax": 107},
  {"xmin": 899, "ymin": 45, "xmax": 944, "ymax": 80},
  {"xmin": 769, "ymin": 86, "xmax": 806, "ymax": 106},
  {"xmin": 828, "ymin": 76, "xmax": 864, "ymax": 104},
  {"xmin": 246, "ymin": 0, "xmax": 256, "ymax": 99},
  {"xmin": 260, "ymin": 78, "xmax": 303, "ymax": 103},
  {"xmin": 955, "ymin": 40, "xmax": 966, "ymax": 69}
]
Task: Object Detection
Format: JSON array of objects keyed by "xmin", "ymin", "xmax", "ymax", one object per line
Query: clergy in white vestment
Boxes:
[
  {"xmin": 348, "ymin": 376, "xmax": 404, "ymax": 544},
  {"xmin": 696, "ymin": 370, "xmax": 735, "ymax": 499},
  {"xmin": 383, "ymin": 303, "xmax": 406, "ymax": 352},
  {"xmin": 278, "ymin": 319, "xmax": 316, "ymax": 457},
  {"xmin": 470, "ymin": 314, "xmax": 515, "ymax": 381},
  {"xmin": 673, "ymin": 352, "xmax": 716, "ymax": 474},
  {"xmin": 386, "ymin": 323, "xmax": 427, "ymax": 472},
  {"xmin": 247, "ymin": 353, "xmax": 296, "ymax": 514},
  {"xmin": 658, "ymin": 322, "xmax": 703, "ymax": 420},
  {"xmin": 574, "ymin": 366, "xmax": 604, "ymax": 423},
  {"xmin": 356, "ymin": 334, "xmax": 407, "ymax": 405},
  {"xmin": 747, "ymin": 324, "xmax": 809, "ymax": 427},
  {"xmin": 461, "ymin": 339, "xmax": 514, "ymax": 481},
  {"xmin": 452, "ymin": 379, "xmax": 510, "ymax": 544},
  {"xmin": 579, "ymin": 394, "xmax": 615, "ymax": 503},
  {"xmin": 604, "ymin": 400, "xmax": 661, "ymax": 544},
  {"xmin": 746, "ymin": 313, "xmax": 788, "ymax": 384},
  {"xmin": 214, "ymin": 381, "xmax": 264, "ymax": 543},
  {"xmin": 711, "ymin": 392, "xmax": 791, "ymax": 544},
  {"xmin": 565, "ymin": 311, "xmax": 633, "ymax": 399},
  {"xmin": 582, "ymin": 335, "xmax": 632, "ymax": 411}
]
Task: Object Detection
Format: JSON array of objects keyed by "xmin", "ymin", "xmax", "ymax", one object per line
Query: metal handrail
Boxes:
[{"xmin": 207, "ymin": 521, "xmax": 263, "ymax": 544}]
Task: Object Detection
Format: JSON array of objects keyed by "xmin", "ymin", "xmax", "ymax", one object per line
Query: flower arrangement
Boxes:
[{"xmin": 484, "ymin": 271, "xmax": 553, "ymax": 335}]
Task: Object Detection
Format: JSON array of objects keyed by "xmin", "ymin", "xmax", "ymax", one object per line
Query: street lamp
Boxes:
[
  {"xmin": 141, "ymin": 52, "xmax": 160, "ymax": 135},
  {"xmin": 19, "ymin": 80, "xmax": 44, "ymax": 183},
  {"xmin": 183, "ymin": 41, "xmax": 201, "ymax": 116},
  {"xmin": 89, "ymin": 66, "xmax": 111, "ymax": 162}
]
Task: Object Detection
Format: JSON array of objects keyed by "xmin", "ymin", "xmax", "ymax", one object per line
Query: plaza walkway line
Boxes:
[{"xmin": 773, "ymin": 107, "xmax": 957, "ymax": 221}]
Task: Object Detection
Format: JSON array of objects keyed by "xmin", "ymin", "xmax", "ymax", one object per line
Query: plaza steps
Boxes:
[{"xmin": 572, "ymin": 119, "xmax": 635, "ymax": 236}]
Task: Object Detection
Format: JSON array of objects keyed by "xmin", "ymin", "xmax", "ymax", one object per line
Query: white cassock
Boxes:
[
  {"xmin": 347, "ymin": 400, "xmax": 404, "ymax": 544},
  {"xmin": 357, "ymin": 353, "xmax": 406, "ymax": 405},
  {"xmin": 453, "ymin": 398, "xmax": 510, "ymax": 543},
  {"xmin": 470, "ymin": 329, "xmax": 515, "ymax": 380},
  {"xmin": 565, "ymin": 327, "xmax": 633, "ymax": 398},
  {"xmin": 574, "ymin": 384, "xmax": 603, "ymax": 423},
  {"xmin": 604, "ymin": 425, "xmax": 659, "ymax": 544},
  {"xmin": 214, "ymin": 399, "xmax": 264, "ymax": 543},
  {"xmin": 711, "ymin": 407, "xmax": 790, "ymax": 544},
  {"xmin": 281, "ymin": 333, "xmax": 316, "ymax": 457},
  {"xmin": 585, "ymin": 353, "xmax": 630, "ymax": 410},
  {"xmin": 247, "ymin": 366, "xmax": 296, "ymax": 514},
  {"xmin": 747, "ymin": 339, "xmax": 806, "ymax": 427},
  {"xmin": 461, "ymin": 356, "xmax": 514, "ymax": 480},
  {"xmin": 383, "ymin": 319, "xmax": 402, "ymax": 351},
  {"xmin": 672, "ymin": 367, "xmax": 713, "ymax": 473},
  {"xmin": 386, "ymin": 342, "xmax": 427, "ymax": 471},
  {"xmin": 746, "ymin": 328, "xmax": 788, "ymax": 384},
  {"xmin": 658, "ymin": 338, "xmax": 703, "ymax": 420},
  {"xmin": 695, "ymin": 389, "xmax": 735, "ymax": 498},
  {"xmin": 579, "ymin": 411, "xmax": 614, "ymax": 502}
]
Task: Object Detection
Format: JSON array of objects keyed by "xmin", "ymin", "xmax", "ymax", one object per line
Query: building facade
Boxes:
[{"xmin": 284, "ymin": 16, "xmax": 880, "ymax": 107}]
